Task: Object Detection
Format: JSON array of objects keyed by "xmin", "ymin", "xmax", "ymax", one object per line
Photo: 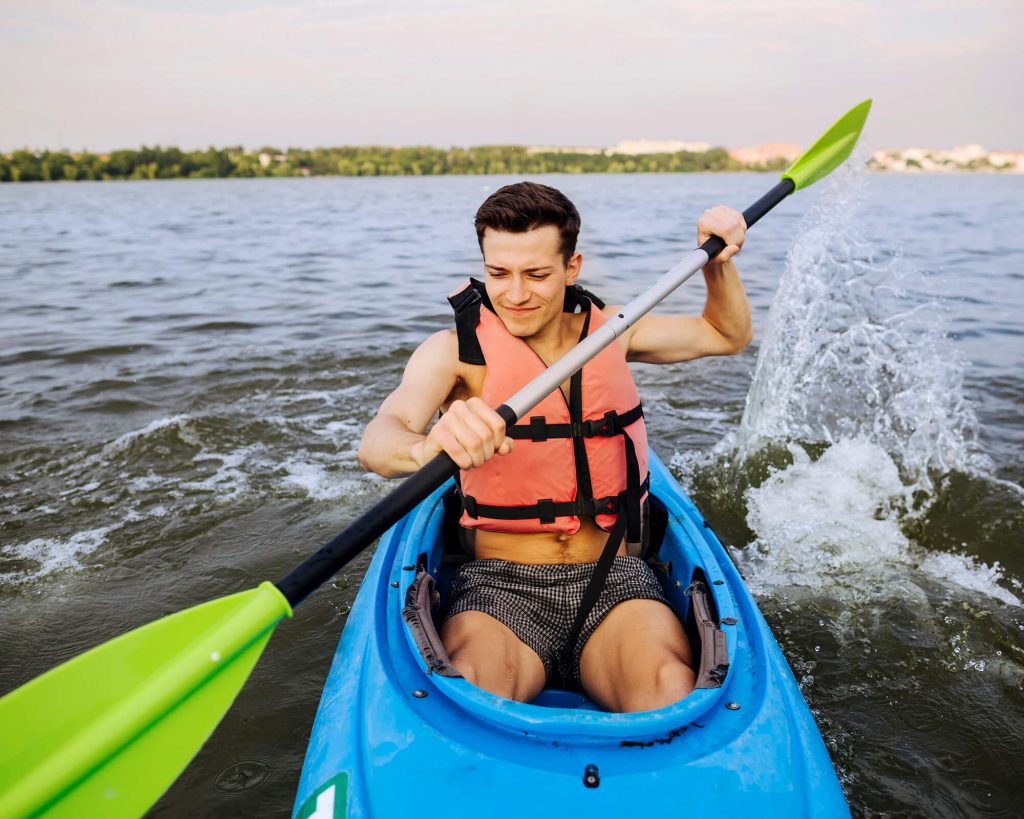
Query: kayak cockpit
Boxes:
[{"xmin": 393, "ymin": 458, "xmax": 738, "ymax": 735}]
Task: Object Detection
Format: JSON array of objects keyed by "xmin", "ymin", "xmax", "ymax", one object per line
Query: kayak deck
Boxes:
[{"xmin": 294, "ymin": 452, "xmax": 848, "ymax": 817}]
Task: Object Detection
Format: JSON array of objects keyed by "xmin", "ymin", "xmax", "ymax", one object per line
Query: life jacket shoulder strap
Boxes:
[{"xmin": 447, "ymin": 282, "xmax": 486, "ymax": 365}]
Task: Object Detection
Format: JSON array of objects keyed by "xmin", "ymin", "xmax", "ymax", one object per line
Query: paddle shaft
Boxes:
[{"xmin": 275, "ymin": 178, "xmax": 795, "ymax": 608}]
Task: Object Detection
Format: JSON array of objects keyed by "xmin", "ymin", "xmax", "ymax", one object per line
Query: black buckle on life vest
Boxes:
[
  {"xmin": 581, "ymin": 410, "xmax": 619, "ymax": 437},
  {"xmin": 463, "ymin": 495, "xmax": 479, "ymax": 518},
  {"xmin": 538, "ymin": 498, "xmax": 556, "ymax": 524},
  {"xmin": 580, "ymin": 495, "xmax": 618, "ymax": 516}
]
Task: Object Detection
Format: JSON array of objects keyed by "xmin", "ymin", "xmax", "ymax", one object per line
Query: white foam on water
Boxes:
[
  {"xmin": 271, "ymin": 386, "xmax": 368, "ymax": 407},
  {"xmin": 127, "ymin": 472, "xmax": 170, "ymax": 492},
  {"xmin": 739, "ymin": 437, "xmax": 1020, "ymax": 606},
  {"xmin": 0, "ymin": 524, "xmax": 117, "ymax": 586},
  {"xmin": 742, "ymin": 439, "xmax": 909, "ymax": 584},
  {"xmin": 280, "ymin": 455, "xmax": 364, "ymax": 502},
  {"xmin": 182, "ymin": 446, "xmax": 258, "ymax": 501},
  {"xmin": 918, "ymin": 552, "xmax": 1020, "ymax": 607},
  {"xmin": 61, "ymin": 481, "xmax": 100, "ymax": 497}
]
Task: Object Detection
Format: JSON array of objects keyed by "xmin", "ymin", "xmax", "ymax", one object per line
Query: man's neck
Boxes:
[{"xmin": 522, "ymin": 310, "xmax": 580, "ymax": 365}]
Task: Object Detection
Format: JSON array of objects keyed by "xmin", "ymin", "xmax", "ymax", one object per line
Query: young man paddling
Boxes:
[{"xmin": 359, "ymin": 182, "xmax": 749, "ymax": 712}]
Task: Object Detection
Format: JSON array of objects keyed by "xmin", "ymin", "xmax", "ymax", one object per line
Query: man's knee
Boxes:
[
  {"xmin": 619, "ymin": 656, "xmax": 695, "ymax": 713},
  {"xmin": 441, "ymin": 612, "xmax": 545, "ymax": 701},
  {"xmin": 655, "ymin": 656, "xmax": 695, "ymax": 698}
]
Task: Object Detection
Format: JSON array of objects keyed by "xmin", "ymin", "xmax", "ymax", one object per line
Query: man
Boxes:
[{"xmin": 359, "ymin": 182, "xmax": 749, "ymax": 713}]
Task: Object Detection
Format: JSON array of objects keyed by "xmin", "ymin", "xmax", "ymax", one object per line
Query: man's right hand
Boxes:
[{"xmin": 412, "ymin": 397, "xmax": 514, "ymax": 470}]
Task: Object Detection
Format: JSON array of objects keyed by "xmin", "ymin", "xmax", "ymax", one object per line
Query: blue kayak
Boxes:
[{"xmin": 293, "ymin": 450, "xmax": 849, "ymax": 817}]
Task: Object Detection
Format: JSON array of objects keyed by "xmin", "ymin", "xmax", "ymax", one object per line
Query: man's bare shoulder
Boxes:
[
  {"xmin": 412, "ymin": 328, "xmax": 460, "ymax": 371},
  {"xmin": 418, "ymin": 328, "xmax": 458, "ymax": 354},
  {"xmin": 407, "ymin": 328, "xmax": 482, "ymax": 387}
]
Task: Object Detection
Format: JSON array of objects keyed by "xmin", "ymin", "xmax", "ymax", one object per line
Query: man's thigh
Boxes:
[
  {"xmin": 578, "ymin": 599, "xmax": 695, "ymax": 712},
  {"xmin": 441, "ymin": 610, "xmax": 547, "ymax": 703}
]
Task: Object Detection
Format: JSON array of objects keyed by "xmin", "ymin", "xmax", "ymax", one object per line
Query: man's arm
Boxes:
[
  {"xmin": 358, "ymin": 330, "xmax": 511, "ymax": 477},
  {"xmin": 615, "ymin": 206, "xmax": 753, "ymax": 364}
]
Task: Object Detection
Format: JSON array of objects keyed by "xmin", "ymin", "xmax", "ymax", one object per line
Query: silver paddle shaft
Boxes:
[{"xmin": 502, "ymin": 247, "xmax": 711, "ymax": 420}]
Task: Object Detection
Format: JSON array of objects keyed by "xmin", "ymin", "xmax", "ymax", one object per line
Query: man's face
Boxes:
[{"xmin": 481, "ymin": 225, "xmax": 581, "ymax": 339}]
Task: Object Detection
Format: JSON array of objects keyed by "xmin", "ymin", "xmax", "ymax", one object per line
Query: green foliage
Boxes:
[{"xmin": 0, "ymin": 143, "xmax": 754, "ymax": 182}]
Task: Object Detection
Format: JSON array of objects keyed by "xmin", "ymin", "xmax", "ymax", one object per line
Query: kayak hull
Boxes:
[{"xmin": 294, "ymin": 452, "xmax": 849, "ymax": 818}]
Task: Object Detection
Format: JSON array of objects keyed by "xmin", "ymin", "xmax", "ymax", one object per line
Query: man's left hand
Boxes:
[{"xmin": 697, "ymin": 206, "xmax": 746, "ymax": 269}]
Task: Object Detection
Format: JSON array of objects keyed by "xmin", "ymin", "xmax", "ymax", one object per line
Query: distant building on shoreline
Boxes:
[
  {"xmin": 525, "ymin": 145, "xmax": 604, "ymax": 156},
  {"xmin": 525, "ymin": 140, "xmax": 712, "ymax": 156},
  {"xmin": 605, "ymin": 139, "xmax": 711, "ymax": 156},
  {"xmin": 727, "ymin": 143, "xmax": 802, "ymax": 166},
  {"xmin": 870, "ymin": 145, "xmax": 1024, "ymax": 173}
]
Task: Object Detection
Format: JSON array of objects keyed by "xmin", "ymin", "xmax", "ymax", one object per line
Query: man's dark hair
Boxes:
[{"xmin": 475, "ymin": 181, "xmax": 581, "ymax": 265}]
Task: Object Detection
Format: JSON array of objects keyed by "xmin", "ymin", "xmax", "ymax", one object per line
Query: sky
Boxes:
[{"xmin": 2, "ymin": 0, "xmax": 1022, "ymax": 153}]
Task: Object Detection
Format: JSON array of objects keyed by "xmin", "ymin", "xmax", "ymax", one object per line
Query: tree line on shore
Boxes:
[{"xmin": 0, "ymin": 144, "xmax": 785, "ymax": 182}]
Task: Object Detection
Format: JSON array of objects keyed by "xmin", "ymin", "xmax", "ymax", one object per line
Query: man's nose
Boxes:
[{"xmin": 508, "ymin": 276, "xmax": 529, "ymax": 303}]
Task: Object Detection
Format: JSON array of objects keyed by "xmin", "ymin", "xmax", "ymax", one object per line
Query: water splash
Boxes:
[
  {"xmin": 736, "ymin": 147, "xmax": 985, "ymax": 486},
  {"xmin": 679, "ymin": 146, "xmax": 1022, "ymax": 607}
]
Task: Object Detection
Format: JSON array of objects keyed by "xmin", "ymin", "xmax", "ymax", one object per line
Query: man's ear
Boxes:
[{"xmin": 565, "ymin": 252, "xmax": 582, "ymax": 285}]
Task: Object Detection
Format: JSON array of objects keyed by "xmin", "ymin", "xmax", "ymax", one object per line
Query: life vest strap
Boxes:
[
  {"xmin": 447, "ymin": 284, "xmax": 486, "ymax": 365},
  {"xmin": 562, "ymin": 510, "xmax": 630, "ymax": 667},
  {"xmin": 507, "ymin": 405, "xmax": 644, "ymax": 441}
]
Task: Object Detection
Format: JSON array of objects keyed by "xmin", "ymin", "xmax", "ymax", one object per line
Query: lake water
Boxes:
[{"xmin": 1, "ymin": 167, "xmax": 1022, "ymax": 817}]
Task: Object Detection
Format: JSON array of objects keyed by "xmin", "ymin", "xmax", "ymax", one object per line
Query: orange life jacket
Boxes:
[{"xmin": 447, "ymin": 279, "xmax": 649, "ymax": 544}]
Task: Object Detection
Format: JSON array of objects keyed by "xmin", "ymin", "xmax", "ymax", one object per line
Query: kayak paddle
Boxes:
[{"xmin": 0, "ymin": 98, "xmax": 870, "ymax": 819}]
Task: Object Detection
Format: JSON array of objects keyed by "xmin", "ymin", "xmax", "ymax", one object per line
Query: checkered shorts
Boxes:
[{"xmin": 444, "ymin": 556, "xmax": 670, "ymax": 690}]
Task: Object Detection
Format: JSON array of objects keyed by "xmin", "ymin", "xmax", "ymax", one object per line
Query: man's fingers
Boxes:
[
  {"xmin": 718, "ymin": 244, "xmax": 741, "ymax": 263},
  {"xmin": 450, "ymin": 405, "xmax": 496, "ymax": 466},
  {"xmin": 466, "ymin": 396, "xmax": 512, "ymax": 453},
  {"xmin": 425, "ymin": 424, "xmax": 472, "ymax": 469},
  {"xmin": 443, "ymin": 398, "xmax": 518, "ymax": 468},
  {"xmin": 425, "ymin": 398, "xmax": 513, "ymax": 469},
  {"xmin": 698, "ymin": 206, "xmax": 746, "ymax": 257}
]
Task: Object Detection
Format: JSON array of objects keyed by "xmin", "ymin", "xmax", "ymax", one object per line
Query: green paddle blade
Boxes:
[
  {"xmin": 0, "ymin": 581, "xmax": 291, "ymax": 819},
  {"xmin": 782, "ymin": 99, "xmax": 872, "ymax": 190}
]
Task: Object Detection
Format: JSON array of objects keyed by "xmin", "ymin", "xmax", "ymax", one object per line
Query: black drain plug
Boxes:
[{"xmin": 583, "ymin": 764, "xmax": 600, "ymax": 788}]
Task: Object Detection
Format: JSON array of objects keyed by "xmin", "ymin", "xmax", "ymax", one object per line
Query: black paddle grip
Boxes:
[
  {"xmin": 698, "ymin": 178, "xmax": 795, "ymax": 263},
  {"xmin": 275, "ymin": 403, "xmax": 520, "ymax": 608}
]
